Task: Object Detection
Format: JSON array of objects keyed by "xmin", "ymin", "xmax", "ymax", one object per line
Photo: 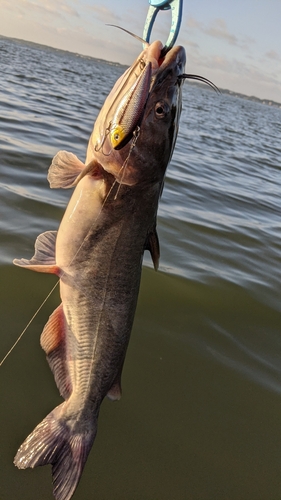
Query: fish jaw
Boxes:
[{"xmin": 86, "ymin": 44, "xmax": 186, "ymax": 187}]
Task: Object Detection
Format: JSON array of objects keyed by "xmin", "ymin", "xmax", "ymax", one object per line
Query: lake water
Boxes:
[{"xmin": 1, "ymin": 35, "xmax": 281, "ymax": 500}]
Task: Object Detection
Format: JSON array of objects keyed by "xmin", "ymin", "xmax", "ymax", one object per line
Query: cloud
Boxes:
[
  {"xmin": 265, "ymin": 50, "xmax": 280, "ymax": 61},
  {"xmin": 204, "ymin": 18, "xmax": 238, "ymax": 45},
  {"xmin": 86, "ymin": 5, "xmax": 122, "ymax": 24},
  {"xmin": 185, "ymin": 39, "xmax": 200, "ymax": 51},
  {"xmin": 186, "ymin": 16, "xmax": 202, "ymax": 30},
  {"xmin": 182, "ymin": 39, "xmax": 281, "ymax": 100},
  {"xmin": 60, "ymin": 3, "xmax": 79, "ymax": 17},
  {"xmin": 186, "ymin": 16, "xmax": 239, "ymax": 46},
  {"xmin": 2, "ymin": 0, "xmax": 79, "ymax": 20}
]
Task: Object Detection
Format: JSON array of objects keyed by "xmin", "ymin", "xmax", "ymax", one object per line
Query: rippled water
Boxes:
[{"xmin": 1, "ymin": 36, "xmax": 281, "ymax": 500}]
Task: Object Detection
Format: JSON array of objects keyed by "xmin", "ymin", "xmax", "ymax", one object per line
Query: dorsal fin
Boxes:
[
  {"xmin": 145, "ymin": 226, "xmax": 160, "ymax": 271},
  {"xmin": 40, "ymin": 303, "xmax": 72, "ymax": 400},
  {"xmin": 48, "ymin": 150, "xmax": 85, "ymax": 189},
  {"xmin": 13, "ymin": 231, "xmax": 59, "ymax": 274}
]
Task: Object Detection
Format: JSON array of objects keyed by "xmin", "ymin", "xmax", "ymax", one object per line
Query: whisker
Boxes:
[
  {"xmin": 179, "ymin": 74, "xmax": 220, "ymax": 94},
  {"xmin": 106, "ymin": 25, "xmax": 149, "ymax": 47}
]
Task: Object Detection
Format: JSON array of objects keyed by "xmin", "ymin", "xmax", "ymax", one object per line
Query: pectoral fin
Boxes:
[
  {"xmin": 48, "ymin": 151, "xmax": 104, "ymax": 189},
  {"xmin": 48, "ymin": 150, "xmax": 86, "ymax": 189},
  {"xmin": 40, "ymin": 303, "xmax": 72, "ymax": 400},
  {"xmin": 13, "ymin": 230, "xmax": 60, "ymax": 274},
  {"xmin": 145, "ymin": 226, "xmax": 160, "ymax": 271}
]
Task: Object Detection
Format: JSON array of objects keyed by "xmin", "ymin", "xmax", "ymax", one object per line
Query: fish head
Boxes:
[
  {"xmin": 131, "ymin": 44, "xmax": 186, "ymax": 185},
  {"xmin": 86, "ymin": 41, "xmax": 186, "ymax": 186}
]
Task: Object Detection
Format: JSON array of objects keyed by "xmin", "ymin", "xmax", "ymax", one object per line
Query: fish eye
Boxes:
[{"xmin": 155, "ymin": 101, "xmax": 169, "ymax": 119}]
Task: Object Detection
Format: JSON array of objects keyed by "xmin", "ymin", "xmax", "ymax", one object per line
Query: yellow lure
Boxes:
[
  {"xmin": 110, "ymin": 125, "xmax": 126, "ymax": 149},
  {"xmin": 108, "ymin": 62, "xmax": 152, "ymax": 150}
]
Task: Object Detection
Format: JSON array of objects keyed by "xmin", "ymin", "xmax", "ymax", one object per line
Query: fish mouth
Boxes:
[
  {"xmin": 143, "ymin": 41, "xmax": 186, "ymax": 81},
  {"xmin": 144, "ymin": 42, "xmax": 219, "ymax": 93}
]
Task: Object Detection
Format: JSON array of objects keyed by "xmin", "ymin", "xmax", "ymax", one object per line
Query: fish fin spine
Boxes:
[{"xmin": 14, "ymin": 404, "xmax": 96, "ymax": 500}]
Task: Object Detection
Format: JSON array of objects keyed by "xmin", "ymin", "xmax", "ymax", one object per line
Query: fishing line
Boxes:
[
  {"xmin": 1, "ymin": 204, "xmax": 103, "ymax": 367},
  {"xmin": 0, "ymin": 22, "xmax": 152, "ymax": 367},
  {"xmin": 0, "ymin": 280, "xmax": 59, "ymax": 367},
  {"xmin": 0, "ymin": 130, "xmax": 139, "ymax": 367},
  {"xmin": 1, "ymin": 22, "xmax": 147, "ymax": 367},
  {"xmin": 0, "ymin": 193, "xmax": 107, "ymax": 367},
  {"xmin": 114, "ymin": 126, "xmax": 140, "ymax": 200}
]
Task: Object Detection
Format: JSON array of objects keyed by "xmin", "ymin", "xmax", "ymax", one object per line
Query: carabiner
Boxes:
[{"xmin": 142, "ymin": 0, "xmax": 183, "ymax": 55}]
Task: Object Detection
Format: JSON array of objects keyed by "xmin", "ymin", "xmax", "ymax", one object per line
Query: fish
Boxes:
[{"xmin": 13, "ymin": 39, "xmax": 186, "ymax": 500}]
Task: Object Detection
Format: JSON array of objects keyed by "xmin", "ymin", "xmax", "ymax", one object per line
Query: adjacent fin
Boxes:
[
  {"xmin": 14, "ymin": 404, "xmax": 97, "ymax": 500},
  {"xmin": 107, "ymin": 358, "xmax": 125, "ymax": 401},
  {"xmin": 48, "ymin": 150, "xmax": 85, "ymax": 189},
  {"xmin": 40, "ymin": 304, "xmax": 72, "ymax": 400},
  {"xmin": 145, "ymin": 226, "xmax": 160, "ymax": 271},
  {"xmin": 107, "ymin": 375, "xmax": 122, "ymax": 401},
  {"xmin": 107, "ymin": 379, "xmax": 122, "ymax": 401},
  {"xmin": 13, "ymin": 231, "xmax": 59, "ymax": 274}
]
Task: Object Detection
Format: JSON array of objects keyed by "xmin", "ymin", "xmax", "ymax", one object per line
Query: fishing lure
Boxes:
[{"xmin": 110, "ymin": 61, "xmax": 152, "ymax": 150}]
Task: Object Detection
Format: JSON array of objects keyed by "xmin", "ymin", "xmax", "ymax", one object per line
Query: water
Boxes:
[{"xmin": 1, "ymin": 36, "xmax": 281, "ymax": 500}]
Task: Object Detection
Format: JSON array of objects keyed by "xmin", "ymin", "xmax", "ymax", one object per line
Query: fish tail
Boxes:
[{"xmin": 14, "ymin": 403, "xmax": 96, "ymax": 500}]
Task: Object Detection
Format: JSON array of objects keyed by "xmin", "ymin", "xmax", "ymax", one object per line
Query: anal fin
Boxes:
[{"xmin": 40, "ymin": 304, "xmax": 72, "ymax": 400}]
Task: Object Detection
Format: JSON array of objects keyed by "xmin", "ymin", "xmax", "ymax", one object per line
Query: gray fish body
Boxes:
[
  {"xmin": 13, "ymin": 41, "xmax": 186, "ymax": 500},
  {"xmin": 57, "ymin": 179, "xmax": 160, "ymax": 415}
]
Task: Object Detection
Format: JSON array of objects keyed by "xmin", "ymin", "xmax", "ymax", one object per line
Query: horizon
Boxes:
[
  {"xmin": 1, "ymin": 0, "xmax": 281, "ymax": 103},
  {"xmin": 2, "ymin": 33, "xmax": 280, "ymax": 107}
]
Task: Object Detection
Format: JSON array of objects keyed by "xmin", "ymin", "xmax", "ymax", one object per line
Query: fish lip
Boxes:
[
  {"xmin": 153, "ymin": 45, "xmax": 186, "ymax": 79},
  {"xmin": 143, "ymin": 41, "xmax": 185, "ymax": 78}
]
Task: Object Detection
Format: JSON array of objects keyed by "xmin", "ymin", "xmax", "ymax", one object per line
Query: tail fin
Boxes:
[{"xmin": 14, "ymin": 403, "xmax": 96, "ymax": 500}]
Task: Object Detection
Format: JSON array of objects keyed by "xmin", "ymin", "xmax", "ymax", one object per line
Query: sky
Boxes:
[{"xmin": 0, "ymin": 0, "xmax": 281, "ymax": 102}]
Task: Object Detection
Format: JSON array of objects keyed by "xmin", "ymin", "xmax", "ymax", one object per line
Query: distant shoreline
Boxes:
[
  {"xmin": 1, "ymin": 33, "xmax": 280, "ymax": 108},
  {"xmin": 185, "ymin": 80, "xmax": 281, "ymax": 109}
]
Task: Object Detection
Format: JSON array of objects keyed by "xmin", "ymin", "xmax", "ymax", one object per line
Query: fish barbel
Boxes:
[{"xmin": 13, "ymin": 40, "xmax": 186, "ymax": 500}]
